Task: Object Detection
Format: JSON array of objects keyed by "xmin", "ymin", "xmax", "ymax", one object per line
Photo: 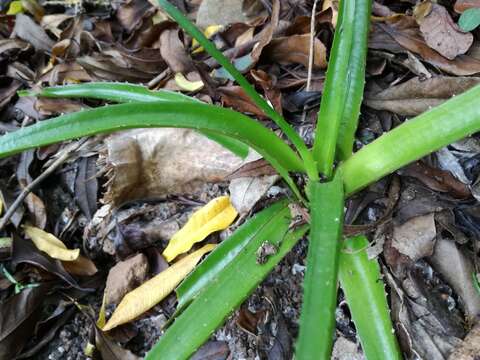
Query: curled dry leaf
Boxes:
[
  {"xmin": 174, "ymin": 72, "xmax": 204, "ymax": 92},
  {"xmin": 23, "ymin": 225, "xmax": 80, "ymax": 261},
  {"xmin": 392, "ymin": 213, "xmax": 436, "ymax": 262},
  {"xmin": 414, "ymin": 2, "xmax": 473, "ymax": 60},
  {"xmin": 163, "ymin": 196, "xmax": 237, "ymax": 262},
  {"xmin": 103, "ymin": 244, "xmax": 215, "ymax": 331}
]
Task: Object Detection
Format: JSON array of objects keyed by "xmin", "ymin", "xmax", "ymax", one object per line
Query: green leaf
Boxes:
[
  {"xmin": 341, "ymin": 83, "xmax": 480, "ymax": 196},
  {"xmin": 18, "ymin": 82, "xmax": 197, "ymax": 103},
  {"xmin": 335, "ymin": 0, "xmax": 372, "ymax": 161},
  {"xmin": 176, "ymin": 199, "xmax": 289, "ymax": 310},
  {"xmin": 296, "ymin": 173, "xmax": 344, "ymax": 360},
  {"xmin": 155, "ymin": 0, "xmax": 319, "ymax": 181},
  {"xmin": 313, "ymin": 0, "xmax": 371, "ymax": 177},
  {"xmin": 20, "ymin": 83, "xmax": 249, "ymax": 159},
  {"xmin": 339, "ymin": 236, "xmax": 402, "ymax": 360},
  {"xmin": 0, "ymin": 101, "xmax": 305, "ymax": 201},
  {"xmin": 146, "ymin": 202, "xmax": 308, "ymax": 360},
  {"xmin": 459, "ymin": 8, "xmax": 480, "ymax": 32}
]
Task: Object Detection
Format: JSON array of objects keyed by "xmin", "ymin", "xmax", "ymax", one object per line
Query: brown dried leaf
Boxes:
[
  {"xmin": 448, "ymin": 323, "xmax": 480, "ymax": 360},
  {"xmin": 371, "ymin": 16, "xmax": 480, "ymax": 75},
  {"xmin": 226, "ymin": 158, "xmax": 276, "ymax": 179},
  {"xmin": 191, "ymin": 341, "xmax": 230, "ymax": 360},
  {"xmin": 414, "ymin": 2, "xmax": 473, "ymax": 60},
  {"xmin": 105, "ymin": 253, "xmax": 149, "ymax": 306},
  {"xmin": 263, "ymin": 34, "xmax": 327, "ymax": 69},
  {"xmin": 13, "ymin": 14, "xmax": 54, "ymax": 52},
  {"xmin": 160, "ymin": 28, "xmax": 194, "ymax": 74},
  {"xmin": 400, "ymin": 161, "xmax": 471, "ymax": 198},
  {"xmin": 365, "ymin": 76, "xmax": 480, "ymax": 116},
  {"xmin": 218, "ymin": 85, "xmax": 266, "ymax": 118},
  {"xmin": 116, "ymin": 0, "xmax": 155, "ymax": 33},
  {"xmin": 62, "ymin": 255, "xmax": 98, "ymax": 277},
  {"xmin": 429, "ymin": 238, "xmax": 480, "ymax": 322},
  {"xmin": 0, "ymin": 284, "xmax": 51, "ymax": 359},
  {"xmin": 454, "ymin": 0, "xmax": 480, "ymax": 13}
]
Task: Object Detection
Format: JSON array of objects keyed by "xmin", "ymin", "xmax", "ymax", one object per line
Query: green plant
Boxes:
[{"xmin": 2, "ymin": 0, "xmax": 480, "ymax": 358}]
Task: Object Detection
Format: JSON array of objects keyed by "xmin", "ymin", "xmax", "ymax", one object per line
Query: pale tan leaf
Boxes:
[
  {"xmin": 174, "ymin": 72, "xmax": 204, "ymax": 92},
  {"xmin": 162, "ymin": 196, "xmax": 237, "ymax": 262},
  {"xmin": 23, "ymin": 225, "xmax": 80, "ymax": 261},
  {"xmin": 103, "ymin": 244, "xmax": 215, "ymax": 331}
]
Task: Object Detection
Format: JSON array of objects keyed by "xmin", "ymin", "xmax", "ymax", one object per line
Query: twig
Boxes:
[
  {"xmin": 0, "ymin": 138, "xmax": 88, "ymax": 231},
  {"xmin": 301, "ymin": 0, "xmax": 318, "ymax": 123},
  {"xmin": 306, "ymin": 0, "xmax": 318, "ymax": 92}
]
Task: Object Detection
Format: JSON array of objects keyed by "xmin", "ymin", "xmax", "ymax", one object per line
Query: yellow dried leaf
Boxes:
[
  {"xmin": 23, "ymin": 225, "xmax": 80, "ymax": 261},
  {"xmin": 7, "ymin": 1, "xmax": 23, "ymax": 15},
  {"xmin": 0, "ymin": 197, "xmax": 3, "ymax": 216},
  {"xmin": 103, "ymin": 244, "xmax": 215, "ymax": 331},
  {"xmin": 162, "ymin": 196, "xmax": 237, "ymax": 262},
  {"xmin": 192, "ymin": 24, "xmax": 224, "ymax": 53},
  {"xmin": 174, "ymin": 73, "xmax": 204, "ymax": 92}
]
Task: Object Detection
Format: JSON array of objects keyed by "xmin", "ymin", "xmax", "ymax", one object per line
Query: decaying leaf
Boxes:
[
  {"xmin": 365, "ymin": 76, "xmax": 480, "ymax": 116},
  {"xmin": 162, "ymin": 196, "xmax": 237, "ymax": 262},
  {"xmin": 0, "ymin": 284, "xmax": 51, "ymax": 358},
  {"xmin": 102, "ymin": 128, "xmax": 249, "ymax": 206},
  {"xmin": 103, "ymin": 244, "xmax": 215, "ymax": 331},
  {"xmin": 196, "ymin": 0, "xmax": 256, "ymax": 28},
  {"xmin": 23, "ymin": 225, "xmax": 80, "ymax": 261},
  {"xmin": 414, "ymin": 2, "xmax": 473, "ymax": 60}
]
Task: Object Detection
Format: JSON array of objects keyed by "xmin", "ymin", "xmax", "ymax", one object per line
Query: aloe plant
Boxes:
[{"xmin": 1, "ymin": 0, "xmax": 479, "ymax": 358}]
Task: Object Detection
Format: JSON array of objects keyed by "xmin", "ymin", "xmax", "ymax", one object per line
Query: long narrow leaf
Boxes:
[
  {"xmin": 296, "ymin": 173, "xmax": 344, "ymax": 360},
  {"xmin": 21, "ymin": 83, "xmax": 249, "ymax": 158},
  {"xmin": 339, "ymin": 236, "xmax": 402, "ymax": 360},
  {"xmin": 19, "ymin": 82, "xmax": 197, "ymax": 103},
  {"xmin": 312, "ymin": 0, "xmax": 356, "ymax": 178},
  {"xmin": 146, "ymin": 203, "xmax": 308, "ymax": 359},
  {"xmin": 0, "ymin": 101, "xmax": 305, "ymax": 200},
  {"xmin": 341, "ymin": 84, "xmax": 480, "ymax": 195},
  {"xmin": 155, "ymin": 0, "xmax": 319, "ymax": 181},
  {"xmin": 336, "ymin": 0, "xmax": 372, "ymax": 160}
]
